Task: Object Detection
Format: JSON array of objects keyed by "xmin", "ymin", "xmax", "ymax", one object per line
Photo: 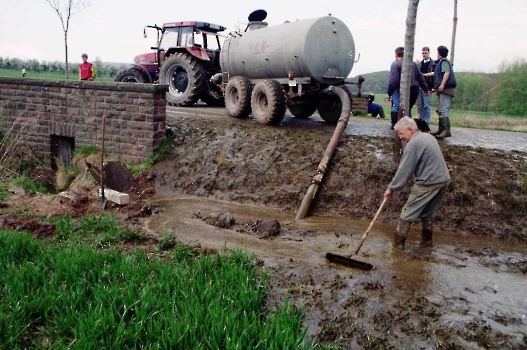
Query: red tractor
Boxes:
[{"xmin": 115, "ymin": 21, "xmax": 226, "ymax": 106}]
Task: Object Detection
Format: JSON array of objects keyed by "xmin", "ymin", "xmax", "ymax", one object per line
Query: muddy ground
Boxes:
[{"xmin": 2, "ymin": 114, "xmax": 526, "ymax": 349}]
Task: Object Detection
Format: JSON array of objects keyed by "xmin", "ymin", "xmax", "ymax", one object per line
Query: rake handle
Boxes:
[{"xmin": 354, "ymin": 197, "xmax": 388, "ymax": 255}]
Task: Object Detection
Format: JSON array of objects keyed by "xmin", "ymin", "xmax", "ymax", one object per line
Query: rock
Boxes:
[
  {"xmin": 213, "ymin": 213, "xmax": 235, "ymax": 228},
  {"xmin": 254, "ymin": 219, "xmax": 280, "ymax": 238}
]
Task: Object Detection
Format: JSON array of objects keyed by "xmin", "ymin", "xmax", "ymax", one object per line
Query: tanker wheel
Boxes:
[
  {"xmin": 251, "ymin": 80, "xmax": 286, "ymax": 125},
  {"xmin": 224, "ymin": 76, "xmax": 253, "ymax": 118},
  {"xmin": 288, "ymin": 103, "xmax": 317, "ymax": 119},
  {"xmin": 114, "ymin": 68, "xmax": 146, "ymax": 83},
  {"xmin": 159, "ymin": 53, "xmax": 206, "ymax": 106},
  {"xmin": 318, "ymin": 88, "xmax": 352, "ymax": 123}
]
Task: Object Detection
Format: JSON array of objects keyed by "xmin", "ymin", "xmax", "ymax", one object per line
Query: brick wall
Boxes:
[{"xmin": 0, "ymin": 77, "xmax": 168, "ymax": 164}]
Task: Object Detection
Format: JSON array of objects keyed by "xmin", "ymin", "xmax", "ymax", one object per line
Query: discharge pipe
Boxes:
[{"xmin": 296, "ymin": 86, "xmax": 352, "ymax": 220}]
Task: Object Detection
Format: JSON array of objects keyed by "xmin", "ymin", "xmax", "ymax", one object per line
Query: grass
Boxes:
[
  {"xmin": 0, "ymin": 68, "xmax": 115, "ymax": 82},
  {"xmin": 0, "ymin": 214, "xmax": 319, "ymax": 349},
  {"xmin": 9, "ymin": 176, "xmax": 47, "ymax": 194},
  {"xmin": 73, "ymin": 146, "xmax": 100, "ymax": 157},
  {"xmin": 128, "ymin": 136, "xmax": 173, "ymax": 176}
]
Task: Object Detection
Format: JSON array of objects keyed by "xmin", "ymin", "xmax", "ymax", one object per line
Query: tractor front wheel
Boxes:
[
  {"xmin": 159, "ymin": 53, "xmax": 207, "ymax": 106},
  {"xmin": 114, "ymin": 68, "xmax": 146, "ymax": 83}
]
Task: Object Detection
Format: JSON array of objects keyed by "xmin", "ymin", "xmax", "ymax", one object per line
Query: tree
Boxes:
[
  {"xmin": 394, "ymin": 0, "xmax": 419, "ymax": 161},
  {"xmin": 106, "ymin": 65, "xmax": 118, "ymax": 78},
  {"xmin": 496, "ymin": 59, "xmax": 527, "ymax": 116},
  {"xmin": 45, "ymin": 0, "xmax": 91, "ymax": 80},
  {"xmin": 94, "ymin": 56, "xmax": 105, "ymax": 77},
  {"xmin": 28, "ymin": 59, "xmax": 41, "ymax": 73},
  {"xmin": 450, "ymin": 0, "xmax": 458, "ymax": 66},
  {"xmin": 11, "ymin": 58, "xmax": 23, "ymax": 70}
]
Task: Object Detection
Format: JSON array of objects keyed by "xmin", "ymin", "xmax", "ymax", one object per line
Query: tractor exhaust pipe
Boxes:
[{"xmin": 296, "ymin": 86, "xmax": 352, "ymax": 220}]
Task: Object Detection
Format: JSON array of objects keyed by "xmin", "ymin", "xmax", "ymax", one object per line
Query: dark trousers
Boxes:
[{"xmin": 408, "ymin": 86, "xmax": 420, "ymax": 117}]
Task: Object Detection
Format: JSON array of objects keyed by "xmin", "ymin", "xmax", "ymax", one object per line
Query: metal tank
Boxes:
[{"xmin": 221, "ymin": 16, "xmax": 355, "ymax": 86}]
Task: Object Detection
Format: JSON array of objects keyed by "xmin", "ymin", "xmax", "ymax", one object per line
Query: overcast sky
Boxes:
[{"xmin": 1, "ymin": 0, "xmax": 525, "ymax": 76}]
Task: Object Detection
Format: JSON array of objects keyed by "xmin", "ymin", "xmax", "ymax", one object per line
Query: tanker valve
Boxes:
[{"xmin": 288, "ymin": 72, "xmax": 296, "ymax": 87}]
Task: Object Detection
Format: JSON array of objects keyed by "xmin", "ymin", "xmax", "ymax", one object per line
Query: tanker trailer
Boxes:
[{"xmin": 220, "ymin": 11, "xmax": 355, "ymax": 125}]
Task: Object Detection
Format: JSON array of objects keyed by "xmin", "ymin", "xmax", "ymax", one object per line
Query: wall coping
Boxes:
[{"xmin": 0, "ymin": 77, "xmax": 169, "ymax": 94}]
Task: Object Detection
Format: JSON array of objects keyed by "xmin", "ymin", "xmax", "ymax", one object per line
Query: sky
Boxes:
[{"xmin": 1, "ymin": 0, "xmax": 526, "ymax": 76}]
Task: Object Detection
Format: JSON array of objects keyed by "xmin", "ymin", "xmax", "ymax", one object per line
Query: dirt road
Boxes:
[{"xmin": 167, "ymin": 105, "xmax": 527, "ymax": 153}]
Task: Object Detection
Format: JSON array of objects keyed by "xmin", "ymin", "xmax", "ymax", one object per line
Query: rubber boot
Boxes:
[
  {"xmin": 430, "ymin": 112, "xmax": 443, "ymax": 136},
  {"xmin": 394, "ymin": 219, "xmax": 412, "ymax": 250},
  {"xmin": 390, "ymin": 111, "xmax": 398, "ymax": 130},
  {"xmin": 421, "ymin": 218, "xmax": 433, "ymax": 247},
  {"xmin": 435, "ymin": 117, "xmax": 451, "ymax": 139}
]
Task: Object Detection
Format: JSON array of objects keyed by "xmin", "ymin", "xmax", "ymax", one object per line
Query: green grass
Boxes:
[
  {"xmin": 9, "ymin": 176, "xmax": 47, "ymax": 194},
  {"xmin": 128, "ymin": 136, "xmax": 173, "ymax": 176},
  {"xmin": 0, "ymin": 68, "xmax": 115, "ymax": 82},
  {"xmin": 0, "ymin": 183, "xmax": 8, "ymax": 202},
  {"xmin": 73, "ymin": 146, "xmax": 100, "ymax": 157},
  {"xmin": 0, "ymin": 215, "xmax": 318, "ymax": 349}
]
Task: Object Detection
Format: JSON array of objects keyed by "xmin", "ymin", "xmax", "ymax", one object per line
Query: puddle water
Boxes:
[{"xmin": 146, "ymin": 194, "xmax": 527, "ymax": 335}]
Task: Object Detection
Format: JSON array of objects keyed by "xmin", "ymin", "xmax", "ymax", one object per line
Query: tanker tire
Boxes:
[
  {"xmin": 225, "ymin": 76, "xmax": 253, "ymax": 118},
  {"xmin": 288, "ymin": 103, "xmax": 317, "ymax": 119},
  {"xmin": 251, "ymin": 80, "xmax": 287, "ymax": 125},
  {"xmin": 318, "ymin": 87, "xmax": 352, "ymax": 123},
  {"xmin": 159, "ymin": 53, "xmax": 206, "ymax": 106},
  {"xmin": 114, "ymin": 68, "xmax": 146, "ymax": 83}
]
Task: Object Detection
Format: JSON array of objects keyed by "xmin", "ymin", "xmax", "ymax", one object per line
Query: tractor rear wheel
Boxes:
[
  {"xmin": 225, "ymin": 76, "xmax": 253, "ymax": 118},
  {"xmin": 159, "ymin": 53, "xmax": 206, "ymax": 106},
  {"xmin": 115, "ymin": 68, "xmax": 146, "ymax": 83},
  {"xmin": 288, "ymin": 103, "xmax": 317, "ymax": 119},
  {"xmin": 251, "ymin": 80, "xmax": 286, "ymax": 125}
]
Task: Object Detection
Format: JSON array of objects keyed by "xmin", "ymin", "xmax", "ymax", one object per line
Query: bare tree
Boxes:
[
  {"xmin": 45, "ymin": 0, "xmax": 91, "ymax": 80},
  {"xmin": 450, "ymin": 0, "xmax": 458, "ymax": 66},
  {"xmin": 393, "ymin": 0, "xmax": 420, "ymax": 161}
]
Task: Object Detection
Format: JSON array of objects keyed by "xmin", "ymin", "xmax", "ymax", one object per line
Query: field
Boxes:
[{"xmin": 0, "ymin": 68, "xmax": 115, "ymax": 82}]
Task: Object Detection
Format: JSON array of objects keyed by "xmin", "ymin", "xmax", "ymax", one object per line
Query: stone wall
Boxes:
[{"xmin": 0, "ymin": 77, "xmax": 168, "ymax": 165}]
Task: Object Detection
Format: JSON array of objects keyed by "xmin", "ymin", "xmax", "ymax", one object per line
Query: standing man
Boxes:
[
  {"xmin": 79, "ymin": 53, "xmax": 96, "ymax": 81},
  {"xmin": 387, "ymin": 47, "xmax": 429, "ymax": 129},
  {"xmin": 432, "ymin": 45, "xmax": 457, "ymax": 139},
  {"xmin": 384, "ymin": 117, "xmax": 450, "ymax": 250},
  {"xmin": 416, "ymin": 47, "xmax": 436, "ymax": 126},
  {"xmin": 22, "ymin": 68, "xmax": 26, "ymax": 78}
]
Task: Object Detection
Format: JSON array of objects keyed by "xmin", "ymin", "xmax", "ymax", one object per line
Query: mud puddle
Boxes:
[{"xmin": 146, "ymin": 194, "xmax": 527, "ymax": 347}]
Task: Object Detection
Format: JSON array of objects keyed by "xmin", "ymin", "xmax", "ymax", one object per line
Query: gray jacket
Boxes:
[{"xmin": 389, "ymin": 132, "xmax": 450, "ymax": 192}]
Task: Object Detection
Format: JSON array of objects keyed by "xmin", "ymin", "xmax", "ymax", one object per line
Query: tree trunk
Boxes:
[
  {"xmin": 450, "ymin": 0, "xmax": 458, "ymax": 66},
  {"xmin": 65, "ymin": 32, "xmax": 69, "ymax": 80},
  {"xmin": 393, "ymin": 0, "xmax": 420, "ymax": 162}
]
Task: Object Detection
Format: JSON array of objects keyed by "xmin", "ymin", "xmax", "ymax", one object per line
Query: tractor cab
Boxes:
[{"xmin": 157, "ymin": 21, "xmax": 226, "ymax": 67}]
